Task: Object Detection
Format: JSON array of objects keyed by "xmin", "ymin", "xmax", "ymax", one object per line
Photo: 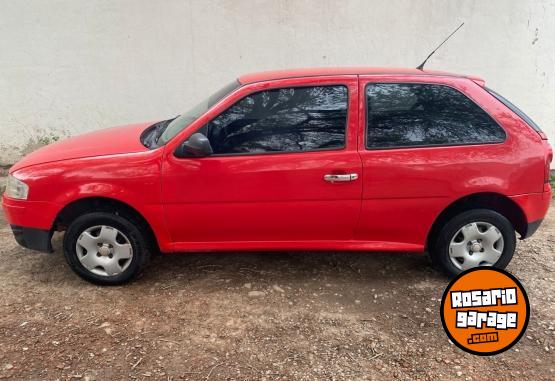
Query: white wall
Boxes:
[{"xmin": 1, "ymin": 0, "xmax": 553, "ymax": 165}]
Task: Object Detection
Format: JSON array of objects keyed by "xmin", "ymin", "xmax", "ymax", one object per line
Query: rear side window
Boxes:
[
  {"xmin": 201, "ymin": 85, "xmax": 348, "ymax": 155},
  {"xmin": 486, "ymin": 87, "xmax": 543, "ymax": 132},
  {"xmin": 366, "ymin": 83, "xmax": 506, "ymax": 149}
]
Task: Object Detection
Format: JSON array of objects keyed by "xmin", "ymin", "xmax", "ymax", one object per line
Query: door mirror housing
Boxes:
[{"xmin": 175, "ymin": 133, "xmax": 213, "ymax": 158}]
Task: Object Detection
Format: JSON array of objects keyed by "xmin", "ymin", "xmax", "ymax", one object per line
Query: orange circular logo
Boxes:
[{"xmin": 440, "ymin": 268, "xmax": 529, "ymax": 356}]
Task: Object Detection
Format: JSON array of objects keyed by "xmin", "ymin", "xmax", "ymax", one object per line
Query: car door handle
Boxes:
[{"xmin": 324, "ymin": 173, "xmax": 359, "ymax": 183}]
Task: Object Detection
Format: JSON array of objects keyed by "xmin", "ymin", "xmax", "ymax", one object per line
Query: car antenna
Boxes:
[{"xmin": 416, "ymin": 22, "xmax": 465, "ymax": 71}]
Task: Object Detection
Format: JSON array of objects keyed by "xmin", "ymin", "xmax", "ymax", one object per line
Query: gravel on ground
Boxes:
[{"xmin": 0, "ymin": 199, "xmax": 553, "ymax": 380}]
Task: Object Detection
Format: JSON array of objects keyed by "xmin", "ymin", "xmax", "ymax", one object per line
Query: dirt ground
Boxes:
[{"xmin": 0, "ymin": 204, "xmax": 553, "ymax": 381}]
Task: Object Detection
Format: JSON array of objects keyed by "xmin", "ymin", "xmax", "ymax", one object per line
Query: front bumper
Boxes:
[
  {"xmin": 10, "ymin": 225, "xmax": 53, "ymax": 252},
  {"xmin": 2, "ymin": 194, "xmax": 59, "ymax": 253},
  {"xmin": 2, "ymin": 195, "xmax": 60, "ymax": 228}
]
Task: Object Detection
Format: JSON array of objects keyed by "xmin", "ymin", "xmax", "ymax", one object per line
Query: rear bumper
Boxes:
[
  {"xmin": 10, "ymin": 225, "xmax": 53, "ymax": 253},
  {"xmin": 521, "ymin": 219, "xmax": 544, "ymax": 239},
  {"xmin": 510, "ymin": 186, "xmax": 551, "ymax": 239}
]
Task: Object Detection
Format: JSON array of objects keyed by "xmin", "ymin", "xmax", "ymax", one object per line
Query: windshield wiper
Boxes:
[{"xmin": 140, "ymin": 117, "xmax": 177, "ymax": 149}]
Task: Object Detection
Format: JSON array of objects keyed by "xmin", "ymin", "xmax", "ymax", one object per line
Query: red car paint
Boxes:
[
  {"xmin": 12, "ymin": 122, "xmax": 152, "ymax": 170},
  {"xmin": 2, "ymin": 68, "xmax": 552, "ymax": 254}
]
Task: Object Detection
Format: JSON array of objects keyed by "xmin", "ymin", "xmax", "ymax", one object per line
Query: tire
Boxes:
[
  {"xmin": 430, "ymin": 209, "xmax": 516, "ymax": 277},
  {"xmin": 63, "ymin": 212, "xmax": 151, "ymax": 285}
]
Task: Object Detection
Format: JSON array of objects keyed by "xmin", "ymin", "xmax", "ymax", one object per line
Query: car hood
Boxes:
[{"xmin": 11, "ymin": 122, "xmax": 155, "ymax": 172}]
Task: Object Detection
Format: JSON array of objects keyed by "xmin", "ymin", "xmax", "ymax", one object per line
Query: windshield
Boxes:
[{"xmin": 158, "ymin": 80, "xmax": 240, "ymax": 145}]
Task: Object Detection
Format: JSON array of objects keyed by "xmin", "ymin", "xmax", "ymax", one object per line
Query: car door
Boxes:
[
  {"xmin": 161, "ymin": 76, "xmax": 362, "ymax": 251},
  {"xmin": 356, "ymin": 75, "xmax": 509, "ymax": 250}
]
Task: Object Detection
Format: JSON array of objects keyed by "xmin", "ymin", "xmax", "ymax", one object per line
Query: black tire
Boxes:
[
  {"xmin": 430, "ymin": 209, "xmax": 516, "ymax": 277},
  {"xmin": 63, "ymin": 212, "xmax": 151, "ymax": 285}
]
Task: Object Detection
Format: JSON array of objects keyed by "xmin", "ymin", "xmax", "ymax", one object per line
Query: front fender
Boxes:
[{"xmin": 9, "ymin": 151, "xmax": 172, "ymax": 251}]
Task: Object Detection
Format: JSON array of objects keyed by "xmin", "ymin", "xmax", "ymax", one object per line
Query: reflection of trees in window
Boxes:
[
  {"xmin": 366, "ymin": 84, "xmax": 506, "ymax": 148},
  {"xmin": 204, "ymin": 86, "xmax": 348, "ymax": 154}
]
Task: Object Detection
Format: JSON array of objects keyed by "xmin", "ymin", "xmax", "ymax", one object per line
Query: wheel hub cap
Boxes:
[
  {"xmin": 448, "ymin": 221, "xmax": 504, "ymax": 271},
  {"xmin": 470, "ymin": 241, "xmax": 482, "ymax": 253},
  {"xmin": 75, "ymin": 225, "xmax": 133, "ymax": 277},
  {"xmin": 98, "ymin": 244, "xmax": 112, "ymax": 257}
]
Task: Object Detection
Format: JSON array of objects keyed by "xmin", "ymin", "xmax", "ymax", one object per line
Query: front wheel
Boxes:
[
  {"xmin": 430, "ymin": 209, "xmax": 516, "ymax": 277},
  {"xmin": 63, "ymin": 212, "xmax": 151, "ymax": 285}
]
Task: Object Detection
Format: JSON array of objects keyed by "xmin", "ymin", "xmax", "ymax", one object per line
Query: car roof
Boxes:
[{"xmin": 238, "ymin": 67, "xmax": 485, "ymax": 86}]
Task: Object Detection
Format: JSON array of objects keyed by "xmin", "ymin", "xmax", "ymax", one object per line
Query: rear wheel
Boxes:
[
  {"xmin": 431, "ymin": 209, "xmax": 516, "ymax": 277},
  {"xmin": 63, "ymin": 212, "xmax": 151, "ymax": 285}
]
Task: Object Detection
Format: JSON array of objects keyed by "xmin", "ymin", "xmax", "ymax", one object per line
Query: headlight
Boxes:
[{"xmin": 5, "ymin": 175, "xmax": 29, "ymax": 200}]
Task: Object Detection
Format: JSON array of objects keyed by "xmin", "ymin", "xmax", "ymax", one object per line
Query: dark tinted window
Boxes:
[
  {"xmin": 201, "ymin": 86, "xmax": 348, "ymax": 154},
  {"xmin": 366, "ymin": 83, "xmax": 506, "ymax": 149}
]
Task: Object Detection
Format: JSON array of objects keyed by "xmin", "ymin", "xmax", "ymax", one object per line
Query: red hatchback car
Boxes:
[{"xmin": 2, "ymin": 68, "xmax": 552, "ymax": 284}]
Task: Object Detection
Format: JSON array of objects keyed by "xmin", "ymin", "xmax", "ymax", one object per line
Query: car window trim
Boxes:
[
  {"xmin": 363, "ymin": 82, "xmax": 507, "ymax": 151},
  {"xmin": 485, "ymin": 87, "xmax": 543, "ymax": 133},
  {"xmin": 184, "ymin": 83, "xmax": 351, "ymax": 158}
]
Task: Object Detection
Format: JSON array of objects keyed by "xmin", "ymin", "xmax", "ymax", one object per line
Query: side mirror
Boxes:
[{"xmin": 174, "ymin": 133, "xmax": 213, "ymax": 158}]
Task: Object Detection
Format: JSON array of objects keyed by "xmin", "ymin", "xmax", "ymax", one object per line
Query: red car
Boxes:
[{"xmin": 2, "ymin": 68, "xmax": 552, "ymax": 284}]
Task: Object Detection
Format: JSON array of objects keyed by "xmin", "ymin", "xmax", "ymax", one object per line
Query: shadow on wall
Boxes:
[
  {"xmin": 0, "ymin": 166, "xmax": 8, "ymax": 195},
  {"xmin": 0, "ymin": 130, "xmax": 69, "ymax": 169},
  {"xmin": 0, "ymin": 131, "xmax": 69, "ymax": 195},
  {"xmin": 17, "ymin": 133, "xmax": 65, "ymax": 158}
]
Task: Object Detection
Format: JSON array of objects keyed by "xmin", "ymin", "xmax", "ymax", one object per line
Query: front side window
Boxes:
[
  {"xmin": 366, "ymin": 83, "xmax": 506, "ymax": 149},
  {"xmin": 200, "ymin": 85, "xmax": 348, "ymax": 155}
]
